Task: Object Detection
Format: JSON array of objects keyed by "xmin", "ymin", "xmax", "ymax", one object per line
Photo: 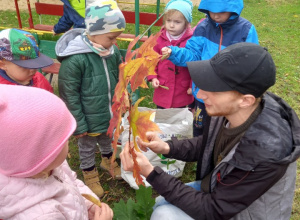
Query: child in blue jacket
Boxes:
[
  {"xmin": 53, "ymin": 0, "xmax": 86, "ymax": 34},
  {"xmin": 162, "ymin": 0, "xmax": 259, "ymax": 137}
]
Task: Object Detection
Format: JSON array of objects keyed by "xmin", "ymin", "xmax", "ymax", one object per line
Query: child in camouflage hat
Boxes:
[
  {"xmin": 0, "ymin": 28, "xmax": 53, "ymax": 92},
  {"xmin": 55, "ymin": 0, "xmax": 125, "ymax": 198}
]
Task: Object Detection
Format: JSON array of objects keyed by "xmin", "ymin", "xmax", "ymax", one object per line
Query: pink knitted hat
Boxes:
[{"xmin": 0, "ymin": 85, "xmax": 76, "ymax": 178}]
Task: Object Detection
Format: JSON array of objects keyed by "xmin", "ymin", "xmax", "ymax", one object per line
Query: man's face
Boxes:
[{"xmin": 196, "ymin": 89, "xmax": 242, "ymax": 117}]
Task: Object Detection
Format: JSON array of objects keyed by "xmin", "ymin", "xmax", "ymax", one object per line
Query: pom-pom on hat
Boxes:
[
  {"xmin": 0, "ymin": 85, "xmax": 76, "ymax": 178},
  {"xmin": 0, "ymin": 28, "xmax": 53, "ymax": 69},
  {"xmin": 85, "ymin": 0, "xmax": 126, "ymax": 36},
  {"xmin": 165, "ymin": 0, "xmax": 193, "ymax": 23}
]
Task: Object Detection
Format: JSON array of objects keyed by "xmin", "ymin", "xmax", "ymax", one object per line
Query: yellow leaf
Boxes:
[{"xmin": 129, "ymin": 97, "xmax": 161, "ymax": 151}]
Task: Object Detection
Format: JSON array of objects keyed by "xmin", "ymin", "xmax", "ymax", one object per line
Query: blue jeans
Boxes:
[{"xmin": 151, "ymin": 181, "xmax": 201, "ymax": 220}]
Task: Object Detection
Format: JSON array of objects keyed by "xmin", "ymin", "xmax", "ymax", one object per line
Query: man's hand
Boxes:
[
  {"xmin": 151, "ymin": 78, "xmax": 160, "ymax": 89},
  {"xmin": 120, "ymin": 142, "xmax": 154, "ymax": 178},
  {"xmin": 136, "ymin": 132, "xmax": 170, "ymax": 155},
  {"xmin": 161, "ymin": 47, "xmax": 172, "ymax": 59}
]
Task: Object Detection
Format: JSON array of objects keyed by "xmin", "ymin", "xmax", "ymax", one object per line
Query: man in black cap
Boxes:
[{"xmin": 120, "ymin": 42, "xmax": 300, "ymax": 220}]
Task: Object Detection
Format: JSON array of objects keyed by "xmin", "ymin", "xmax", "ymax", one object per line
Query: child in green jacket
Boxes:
[{"xmin": 56, "ymin": 0, "xmax": 126, "ymax": 198}]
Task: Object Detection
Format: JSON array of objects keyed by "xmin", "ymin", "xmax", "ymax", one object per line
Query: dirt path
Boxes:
[{"xmin": 0, "ymin": 0, "xmax": 201, "ymax": 11}]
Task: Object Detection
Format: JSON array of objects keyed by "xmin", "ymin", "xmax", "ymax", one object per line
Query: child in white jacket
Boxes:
[{"xmin": 0, "ymin": 85, "xmax": 113, "ymax": 220}]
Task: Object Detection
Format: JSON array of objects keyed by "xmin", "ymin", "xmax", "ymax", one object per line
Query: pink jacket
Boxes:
[
  {"xmin": 148, "ymin": 27, "xmax": 194, "ymax": 108},
  {"xmin": 0, "ymin": 71, "xmax": 53, "ymax": 93},
  {"xmin": 0, "ymin": 161, "xmax": 97, "ymax": 220}
]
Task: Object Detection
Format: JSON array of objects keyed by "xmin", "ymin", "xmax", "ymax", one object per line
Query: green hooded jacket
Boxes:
[{"xmin": 56, "ymin": 29, "xmax": 121, "ymax": 135}]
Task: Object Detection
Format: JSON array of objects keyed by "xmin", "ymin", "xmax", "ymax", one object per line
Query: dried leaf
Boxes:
[
  {"xmin": 107, "ymin": 33, "xmax": 162, "ymax": 186},
  {"xmin": 159, "ymin": 85, "xmax": 169, "ymax": 90},
  {"xmin": 81, "ymin": 194, "xmax": 101, "ymax": 207}
]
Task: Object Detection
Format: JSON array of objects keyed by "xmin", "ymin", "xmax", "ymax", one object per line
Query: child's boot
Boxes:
[
  {"xmin": 82, "ymin": 168, "xmax": 104, "ymax": 198},
  {"xmin": 100, "ymin": 157, "xmax": 122, "ymax": 180}
]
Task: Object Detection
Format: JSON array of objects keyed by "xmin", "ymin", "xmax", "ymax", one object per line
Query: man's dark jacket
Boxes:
[{"xmin": 147, "ymin": 92, "xmax": 300, "ymax": 220}]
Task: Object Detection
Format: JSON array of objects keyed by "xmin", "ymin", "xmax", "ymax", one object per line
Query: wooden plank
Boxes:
[
  {"xmin": 35, "ymin": 3, "xmax": 64, "ymax": 16},
  {"xmin": 35, "ymin": 3, "xmax": 162, "ymax": 26},
  {"xmin": 122, "ymin": 11, "xmax": 163, "ymax": 26},
  {"xmin": 34, "ymin": 24, "xmax": 54, "ymax": 32}
]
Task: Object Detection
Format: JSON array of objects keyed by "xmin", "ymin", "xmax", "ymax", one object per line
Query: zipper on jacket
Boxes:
[
  {"xmin": 102, "ymin": 59, "xmax": 113, "ymax": 118},
  {"xmin": 219, "ymin": 25, "xmax": 223, "ymax": 52},
  {"xmin": 217, "ymin": 171, "xmax": 250, "ymax": 186},
  {"xmin": 54, "ymin": 175, "xmax": 63, "ymax": 183}
]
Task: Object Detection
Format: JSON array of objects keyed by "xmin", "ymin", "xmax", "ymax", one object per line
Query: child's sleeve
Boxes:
[
  {"xmin": 53, "ymin": 5, "xmax": 74, "ymax": 34},
  {"xmin": 246, "ymin": 25, "xmax": 259, "ymax": 44},
  {"xmin": 168, "ymin": 35, "xmax": 203, "ymax": 67},
  {"xmin": 58, "ymin": 56, "xmax": 88, "ymax": 135}
]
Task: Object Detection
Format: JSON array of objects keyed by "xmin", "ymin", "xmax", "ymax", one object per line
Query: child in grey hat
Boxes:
[{"xmin": 56, "ymin": 0, "xmax": 125, "ymax": 198}]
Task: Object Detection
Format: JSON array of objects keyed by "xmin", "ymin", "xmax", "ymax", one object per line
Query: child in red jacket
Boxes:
[
  {"xmin": 0, "ymin": 28, "xmax": 53, "ymax": 93},
  {"xmin": 148, "ymin": 0, "xmax": 194, "ymax": 109}
]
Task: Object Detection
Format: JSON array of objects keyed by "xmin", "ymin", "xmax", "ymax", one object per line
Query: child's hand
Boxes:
[
  {"xmin": 161, "ymin": 47, "xmax": 172, "ymax": 59},
  {"xmin": 151, "ymin": 78, "xmax": 160, "ymax": 89},
  {"xmin": 52, "ymin": 29, "xmax": 57, "ymax": 36},
  {"xmin": 93, "ymin": 203, "xmax": 113, "ymax": 220},
  {"xmin": 187, "ymin": 88, "xmax": 192, "ymax": 95}
]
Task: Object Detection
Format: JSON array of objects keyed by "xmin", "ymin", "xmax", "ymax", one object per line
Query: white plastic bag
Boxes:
[{"xmin": 120, "ymin": 107, "xmax": 193, "ymax": 189}]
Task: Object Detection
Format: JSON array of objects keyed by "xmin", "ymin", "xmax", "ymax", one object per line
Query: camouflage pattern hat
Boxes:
[
  {"xmin": 0, "ymin": 28, "xmax": 53, "ymax": 69},
  {"xmin": 85, "ymin": 0, "xmax": 126, "ymax": 36}
]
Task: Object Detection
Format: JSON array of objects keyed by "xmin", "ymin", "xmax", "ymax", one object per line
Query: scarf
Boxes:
[
  {"xmin": 166, "ymin": 28, "xmax": 187, "ymax": 42},
  {"xmin": 82, "ymin": 32, "xmax": 114, "ymax": 58}
]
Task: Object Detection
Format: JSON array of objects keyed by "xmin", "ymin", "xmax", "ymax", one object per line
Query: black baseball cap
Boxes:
[{"xmin": 187, "ymin": 42, "xmax": 276, "ymax": 98}]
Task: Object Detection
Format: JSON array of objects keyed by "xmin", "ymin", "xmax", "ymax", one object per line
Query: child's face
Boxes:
[
  {"xmin": 45, "ymin": 141, "xmax": 69, "ymax": 172},
  {"xmin": 209, "ymin": 12, "xmax": 232, "ymax": 23},
  {"xmin": 165, "ymin": 12, "xmax": 187, "ymax": 36},
  {"xmin": 29, "ymin": 141, "xmax": 69, "ymax": 179},
  {"xmin": 89, "ymin": 31, "xmax": 123, "ymax": 49},
  {"xmin": 0, "ymin": 60, "xmax": 36, "ymax": 85}
]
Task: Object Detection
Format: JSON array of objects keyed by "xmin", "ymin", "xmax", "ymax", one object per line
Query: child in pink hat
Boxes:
[{"xmin": 0, "ymin": 85, "xmax": 113, "ymax": 220}]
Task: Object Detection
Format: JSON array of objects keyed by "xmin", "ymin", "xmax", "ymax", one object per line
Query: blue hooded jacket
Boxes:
[
  {"xmin": 53, "ymin": 0, "xmax": 85, "ymax": 34},
  {"xmin": 168, "ymin": 0, "xmax": 259, "ymax": 102}
]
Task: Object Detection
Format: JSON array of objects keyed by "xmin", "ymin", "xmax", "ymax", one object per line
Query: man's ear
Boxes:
[{"xmin": 239, "ymin": 94, "xmax": 256, "ymax": 108}]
